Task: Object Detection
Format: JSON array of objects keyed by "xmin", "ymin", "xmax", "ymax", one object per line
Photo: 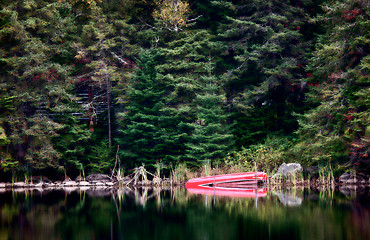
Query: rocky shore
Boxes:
[
  {"xmin": 1, "ymin": 163, "xmax": 369, "ymax": 191},
  {"xmin": 268, "ymin": 163, "xmax": 370, "ymax": 186},
  {"xmin": 0, "ymin": 173, "xmax": 184, "ymax": 192}
]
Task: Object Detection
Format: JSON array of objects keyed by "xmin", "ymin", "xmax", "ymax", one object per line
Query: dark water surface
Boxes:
[{"xmin": 0, "ymin": 186, "xmax": 369, "ymax": 240}]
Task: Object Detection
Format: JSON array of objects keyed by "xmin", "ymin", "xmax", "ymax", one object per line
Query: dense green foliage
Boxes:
[
  {"xmin": 0, "ymin": 0, "xmax": 368, "ymax": 180},
  {"xmin": 117, "ymin": 49, "xmax": 191, "ymax": 166}
]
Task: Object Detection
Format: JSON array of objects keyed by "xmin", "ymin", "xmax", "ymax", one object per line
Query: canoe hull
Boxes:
[{"xmin": 186, "ymin": 172, "xmax": 268, "ymax": 188}]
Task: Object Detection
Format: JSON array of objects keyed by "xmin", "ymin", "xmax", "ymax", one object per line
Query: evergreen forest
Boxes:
[{"xmin": 0, "ymin": 0, "xmax": 368, "ymax": 181}]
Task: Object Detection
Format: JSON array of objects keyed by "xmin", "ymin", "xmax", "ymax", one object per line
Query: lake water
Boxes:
[{"xmin": 0, "ymin": 186, "xmax": 369, "ymax": 240}]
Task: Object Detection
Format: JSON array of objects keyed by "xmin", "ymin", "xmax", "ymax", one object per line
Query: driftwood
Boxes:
[
  {"xmin": 116, "ymin": 166, "xmax": 183, "ymax": 187},
  {"xmin": 0, "ymin": 166, "xmax": 185, "ymax": 191}
]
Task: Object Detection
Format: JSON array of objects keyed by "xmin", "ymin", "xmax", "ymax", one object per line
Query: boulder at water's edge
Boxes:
[{"xmin": 272, "ymin": 163, "xmax": 303, "ymax": 179}]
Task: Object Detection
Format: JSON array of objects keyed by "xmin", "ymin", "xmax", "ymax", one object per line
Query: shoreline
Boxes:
[
  {"xmin": 0, "ymin": 179, "xmax": 369, "ymax": 191},
  {"xmin": 0, "ymin": 179, "xmax": 187, "ymax": 191}
]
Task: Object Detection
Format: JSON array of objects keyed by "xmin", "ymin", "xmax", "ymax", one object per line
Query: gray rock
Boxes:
[
  {"xmin": 340, "ymin": 172, "xmax": 368, "ymax": 185},
  {"xmin": 272, "ymin": 163, "xmax": 303, "ymax": 178},
  {"xmin": 75, "ymin": 176, "xmax": 84, "ymax": 182},
  {"xmin": 340, "ymin": 172, "xmax": 352, "ymax": 182},
  {"xmin": 86, "ymin": 173, "xmax": 111, "ymax": 182},
  {"xmin": 79, "ymin": 181, "xmax": 90, "ymax": 186},
  {"xmin": 63, "ymin": 181, "xmax": 78, "ymax": 187},
  {"xmin": 13, "ymin": 182, "xmax": 27, "ymax": 188},
  {"xmin": 34, "ymin": 182, "xmax": 44, "ymax": 188},
  {"xmin": 44, "ymin": 183, "xmax": 56, "ymax": 187}
]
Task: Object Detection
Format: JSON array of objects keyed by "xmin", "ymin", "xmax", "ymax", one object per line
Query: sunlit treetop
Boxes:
[
  {"xmin": 153, "ymin": 0, "xmax": 190, "ymax": 32},
  {"xmin": 66, "ymin": 0, "xmax": 101, "ymax": 5}
]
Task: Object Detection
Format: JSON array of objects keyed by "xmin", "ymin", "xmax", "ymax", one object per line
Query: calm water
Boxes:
[{"xmin": 0, "ymin": 186, "xmax": 369, "ymax": 240}]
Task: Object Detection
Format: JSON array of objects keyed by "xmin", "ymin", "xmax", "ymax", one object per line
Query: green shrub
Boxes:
[{"xmin": 224, "ymin": 135, "xmax": 295, "ymax": 174}]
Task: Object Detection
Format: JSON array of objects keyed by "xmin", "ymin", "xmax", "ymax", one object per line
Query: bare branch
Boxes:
[
  {"xmin": 110, "ymin": 51, "xmax": 128, "ymax": 65},
  {"xmin": 139, "ymin": 19, "xmax": 158, "ymax": 30},
  {"xmin": 187, "ymin": 15, "xmax": 202, "ymax": 23}
]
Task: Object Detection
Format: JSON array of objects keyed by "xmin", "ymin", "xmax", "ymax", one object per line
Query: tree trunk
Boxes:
[{"xmin": 107, "ymin": 75, "xmax": 112, "ymax": 147}]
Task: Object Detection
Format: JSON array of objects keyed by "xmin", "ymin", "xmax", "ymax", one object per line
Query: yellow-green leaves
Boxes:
[{"xmin": 153, "ymin": 0, "xmax": 190, "ymax": 32}]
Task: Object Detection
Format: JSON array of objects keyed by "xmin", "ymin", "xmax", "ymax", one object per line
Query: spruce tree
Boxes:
[
  {"xmin": 293, "ymin": 0, "xmax": 369, "ymax": 171},
  {"xmin": 156, "ymin": 30, "xmax": 216, "ymax": 104},
  {"xmin": 153, "ymin": 26, "xmax": 234, "ymax": 165},
  {"xmin": 117, "ymin": 49, "xmax": 190, "ymax": 167},
  {"xmin": 0, "ymin": 0, "xmax": 83, "ymax": 176},
  {"xmin": 215, "ymin": 0, "xmax": 309, "ymax": 147},
  {"xmin": 185, "ymin": 68, "xmax": 234, "ymax": 165}
]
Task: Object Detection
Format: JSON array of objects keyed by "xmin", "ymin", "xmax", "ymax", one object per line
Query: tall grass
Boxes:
[
  {"xmin": 318, "ymin": 164, "xmax": 335, "ymax": 186},
  {"xmin": 153, "ymin": 162, "xmax": 163, "ymax": 185},
  {"xmin": 170, "ymin": 163, "xmax": 187, "ymax": 184},
  {"xmin": 79, "ymin": 163, "xmax": 85, "ymax": 181},
  {"xmin": 287, "ymin": 171, "xmax": 304, "ymax": 186}
]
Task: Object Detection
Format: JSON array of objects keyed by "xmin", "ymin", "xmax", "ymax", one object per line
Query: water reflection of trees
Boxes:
[{"xmin": 0, "ymin": 187, "xmax": 370, "ymax": 240}]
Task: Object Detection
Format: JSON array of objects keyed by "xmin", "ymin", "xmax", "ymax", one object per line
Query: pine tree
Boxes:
[
  {"xmin": 293, "ymin": 0, "xmax": 369, "ymax": 171},
  {"xmin": 153, "ymin": 25, "xmax": 234, "ymax": 165},
  {"xmin": 215, "ymin": 0, "xmax": 309, "ymax": 147},
  {"xmin": 117, "ymin": 49, "xmax": 190, "ymax": 167},
  {"xmin": 0, "ymin": 1, "xmax": 77, "ymax": 175},
  {"xmin": 0, "ymin": 1, "xmax": 93, "ymax": 177},
  {"xmin": 156, "ymin": 30, "xmax": 217, "ymax": 104},
  {"xmin": 52, "ymin": 114, "xmax": 91, "ymax": 177},
  {"xmin": 185, "ymin": 67, "xmax": 234, "ymax": 165}
]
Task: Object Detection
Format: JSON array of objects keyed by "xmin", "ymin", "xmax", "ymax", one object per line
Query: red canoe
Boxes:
[
  {"xmin": 186, "ymin": 172, "xmax": 268, "ymax": 188},
  {"xmin": 186, "ymin": 172, "xmax": 268, "ymax": 198}
]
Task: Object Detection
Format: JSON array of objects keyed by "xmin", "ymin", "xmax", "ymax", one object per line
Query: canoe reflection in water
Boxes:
[
  {"xmin": 186, "ymin": 185, "xmax": 268, "ymax": 198},
  {"xmin": 186, "ymin": 172, "xmax": 268, "ymax": 198}
]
